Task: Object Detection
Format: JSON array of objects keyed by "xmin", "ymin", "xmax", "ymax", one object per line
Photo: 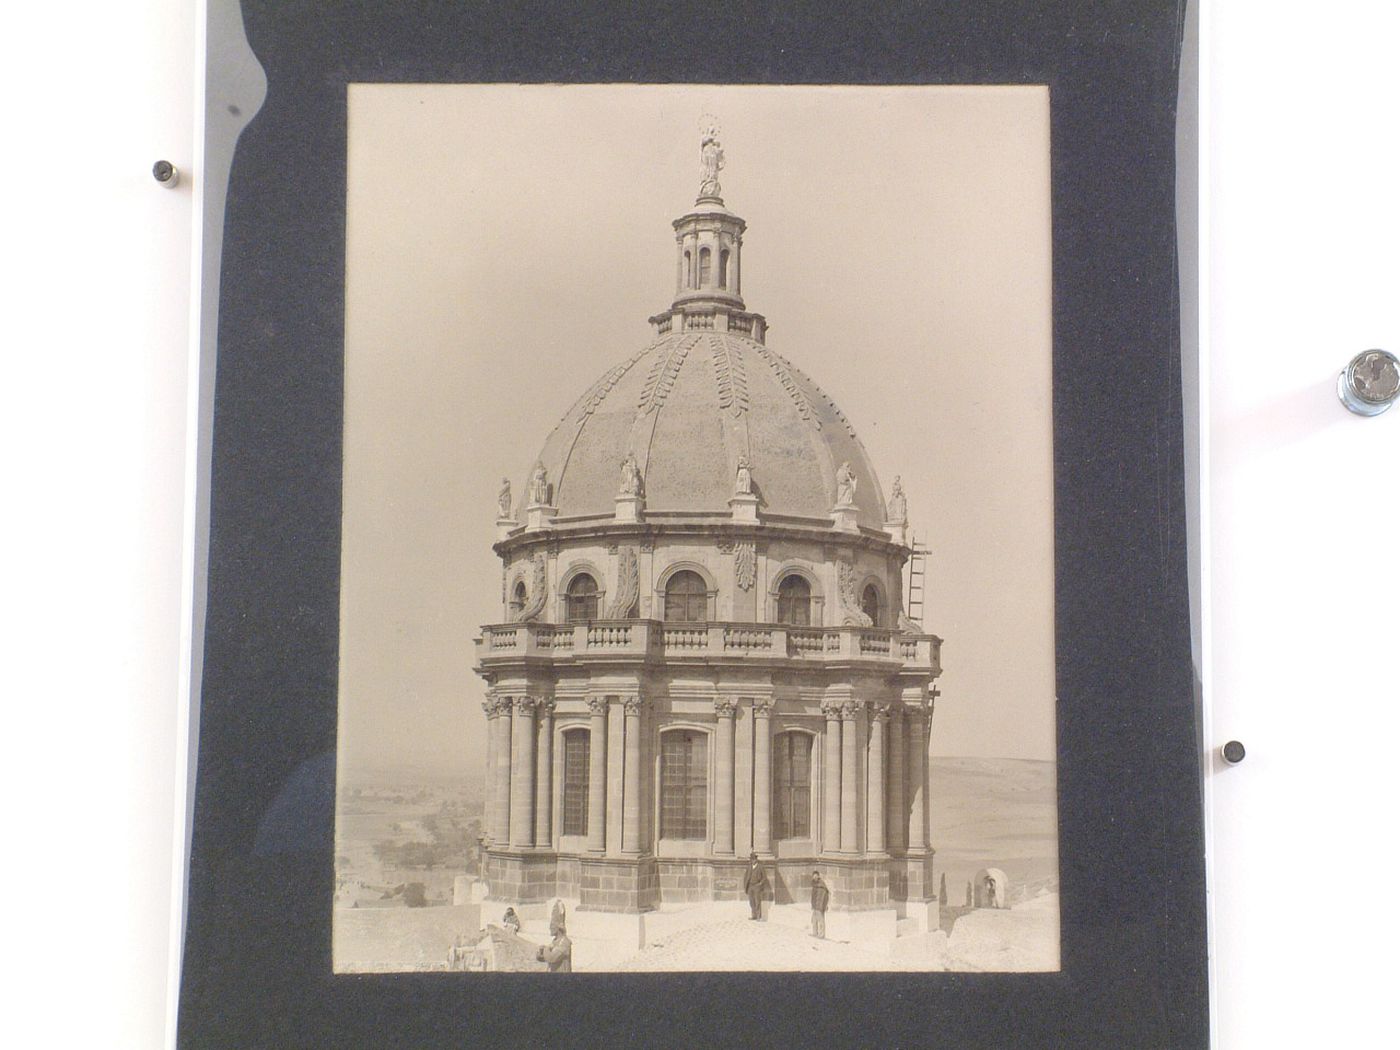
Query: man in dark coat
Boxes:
[
  {"xmin": 743, "ymin": 851, "xmax": 769, "ymax": 920},
  {"xmin": 809, "ymin": 870, "xmax": 829, "ymax": 939}
]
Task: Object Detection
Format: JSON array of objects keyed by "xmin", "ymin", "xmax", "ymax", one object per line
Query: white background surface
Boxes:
[{"xmin": 6, "ymin": 2, "xmax": 1397, "ymax": 1046}]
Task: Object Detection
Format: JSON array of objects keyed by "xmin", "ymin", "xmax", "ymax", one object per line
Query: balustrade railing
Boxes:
[
  {"xmin": 477, "ymin": 620, "xmax": 938, "ymax": 669},
  {"xmin": 585, "ymin": 624, "xmax": 632, "ymax": 649}
]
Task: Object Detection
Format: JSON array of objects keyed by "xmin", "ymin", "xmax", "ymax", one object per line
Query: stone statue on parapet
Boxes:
[{"xmin": 497, "ymin": 477, "xmax": 512, "ymax": 518}]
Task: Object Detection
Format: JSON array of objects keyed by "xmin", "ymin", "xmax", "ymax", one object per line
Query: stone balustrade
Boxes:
[{"xmin": 477, "ymin": 619, "xmax": 940, "ymax": 672}]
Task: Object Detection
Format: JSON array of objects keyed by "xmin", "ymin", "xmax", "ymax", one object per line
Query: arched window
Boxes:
[
  {"xmin": 861, "ymin": 583, "xmax": 882, "ymax": 627},
  {"xmin": 561, "ymin": 728, "xmax": 589, "ymax": 836},
  {"xmin": 699, "ymin": 246, "xmax": 712, "ymax": 286},
  {"xmin": 684, "ymin": 250, "xmax": 692, "ymax": 288},
  {"xmin": 773, "ymin": 732, "xmax": 812, "ymax": 839},
  {"xmin": 776, "ymin": 575, "xmax": 811, "ymax": 626},
  {"xmin": 664, "ymin": 570, "xmax": 708, "ymax": 622},
  {"xmin": 719, "ymin": 249, "xmax": 730, "ymax": 289},
  {"xmin": 509, "ymin": 579, "xmax": 527, "ymax": 618},
  {"xmin": 660, "ymin": 730, "xmax": 708, "ymax": 839},
  {"xmin": 566, "ymin": 573, "xmax": 599, "ymax": 622}
]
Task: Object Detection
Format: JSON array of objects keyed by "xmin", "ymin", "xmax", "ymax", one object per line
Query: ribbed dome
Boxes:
[{"xmin": 519, "ymin": 330, "xmax": 887, "ymax": 529}]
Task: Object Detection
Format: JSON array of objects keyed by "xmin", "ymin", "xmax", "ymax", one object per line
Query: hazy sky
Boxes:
[{"xmin": 339, "ymin": 84, "xmax": 1054, "ymax": 778}]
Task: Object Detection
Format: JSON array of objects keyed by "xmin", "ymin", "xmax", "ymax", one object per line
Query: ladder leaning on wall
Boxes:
[{"xmin": 904, "ymin": 533, "xmax": 930, "ymax": 626}]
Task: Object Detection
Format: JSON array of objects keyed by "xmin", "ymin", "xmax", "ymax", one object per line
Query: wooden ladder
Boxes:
[{"xmin": 905, "ymin": 533, "xmax": 930, "ymax": 626}]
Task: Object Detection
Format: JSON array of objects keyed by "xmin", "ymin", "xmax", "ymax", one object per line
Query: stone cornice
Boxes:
[{"xmin": 493, "ymin": 517, "xmax": 912, "ymax": 561}]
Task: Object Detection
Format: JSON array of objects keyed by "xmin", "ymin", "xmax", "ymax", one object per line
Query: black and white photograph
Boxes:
[{"xmin": 333, "ymin": 85, "xmax": 1058, "ymax": 973}]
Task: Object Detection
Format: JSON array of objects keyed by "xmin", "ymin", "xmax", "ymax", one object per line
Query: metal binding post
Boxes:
[{"xmin": 1338, "ymin": 349, "xmax": 1400, "ymax": 416}]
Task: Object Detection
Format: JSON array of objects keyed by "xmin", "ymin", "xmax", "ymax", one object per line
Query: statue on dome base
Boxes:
[
  {"xmin": 835, "ymin": 461, "xmax": 858, "ymax": 507},
  {"xmin": 527, "ymin": 461, "xmax": 550, "ymax": 506},
  {"xmin": 734, "ymin": 455, "xmax": 753, "ymax": 496},
  {"xmin": 497, "ymin": 477, "xmax": 513, "ymax": 518},
  {"xmin": 888, "ymin": 475, "xmax": 908, "ymax": 525},
  {"xmin": 618, "ymin": 452, "xmax": 644, "ymax": 498}
]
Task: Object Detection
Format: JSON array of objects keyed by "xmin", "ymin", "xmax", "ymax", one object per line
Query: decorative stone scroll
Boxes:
[
  {"xmin": 606, "ymin": 546, "xmax": 640, "ymax": 618},
  {"xmin": 513, "ymin": 552, "xmax": 548, "ymax": 622},
  {"xmin": 837, "ymin": 561, "xmax": 873, "ymax": 627}
]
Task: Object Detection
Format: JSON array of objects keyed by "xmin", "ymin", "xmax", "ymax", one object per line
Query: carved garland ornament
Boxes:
[
  {"xmin": 577, "ymin": 343, "xmax": 654, "ymax": 423},
  {"xmin": 606, "ymin": 546, "xmax": 640, "ymax": 618},
  {"xmin": 710, "ymin": 335, "xmax": 750, "ymax": 417},
  {"xmin": 733, "ymin": 540, "xmax": 756, "ymax": 591},
  {"xmin": 837, "ymin": 560, "xmax": 873, "ymax": 627},
  {"xmin": 638, "ymin": 335, "xmax": 697, "ymax": 414}
]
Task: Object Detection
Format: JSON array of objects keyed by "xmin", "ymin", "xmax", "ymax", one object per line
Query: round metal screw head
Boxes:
[
  {"xmin": 1221, "ymin": 740, "xmax": 1246, "ymax": 765},
  {"xmin": 1338, "ymin": 349, "xmax": 1399, "ymax": 416},
  {"xmin": 152, "ymin": 159, "xmax": 179, "ymax": 187}
]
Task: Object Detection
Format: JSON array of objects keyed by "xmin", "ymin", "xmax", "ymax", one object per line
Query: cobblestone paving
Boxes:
[{"xmin": 610, "ymin": 918, "xmax": 940, "ymax": 972}]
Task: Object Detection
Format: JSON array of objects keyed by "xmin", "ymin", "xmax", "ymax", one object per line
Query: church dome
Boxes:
[
  {"xmin": 514, "ymin": 131, "xmax": 889, "ymax": 533},
  {"xmin": 519, "ymin": 330, "xmax": 887, "ymax": 528}
]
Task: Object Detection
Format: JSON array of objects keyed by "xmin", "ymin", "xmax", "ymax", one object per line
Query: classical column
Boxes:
[
  {"xmin": 481, "ymin": 696, "xmax": 497, "ymax": 843},
  {"xmin": 840, "ymin": 701, "xmax": 861, "ymax": 853},
  {"xmin": 907, "ymin": 706, "xmax": 929, "ymax": 852},
  {"xmin": 621, "ymin": 694, "xmax": 645, "ymax": 854},
  {"xmin": 713, "ymin": 696, "xmax": 737, "ymax": 855},
  {"xmin": 510, "ymin": 696, "xmax": 537, "ymax": 847},
  {"xmin": 867, "ymin": 704, "xmax": 888, "ymax": 855},
  {"xmin": 821, "ymin": 699, "xmax": 843, "ymax": 854},
  {"xmin": 534, "ymin": 699, "xmax": 554, "ymax": 849},
  {"xmin": 752, "ymin": 698, "xmax": 773, "ymax": 855},
  {"xmin": 887, "ymin": 704, "xmax": 906, "ymax": 853},
  {"xmin": 493, "ymin": 697, "xmax": 513, "ymax": 844},
  {"xmin": 586, "ymin": 696, "xmax": 608, "ymax": 852}
]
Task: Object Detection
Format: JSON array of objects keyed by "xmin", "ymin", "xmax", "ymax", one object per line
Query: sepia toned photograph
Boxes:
[{"xmin": 333, "ymin": 84, "xmax": 1058, "ymax": 974}]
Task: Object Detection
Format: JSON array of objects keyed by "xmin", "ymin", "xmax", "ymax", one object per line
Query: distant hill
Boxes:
[{"xmin": 928, "ymin": 757, "xmax": 1058, "ymax": 900}]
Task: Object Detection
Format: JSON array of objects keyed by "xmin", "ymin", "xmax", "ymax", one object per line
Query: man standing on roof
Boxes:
[
  {"xmin": 809, "ymin": 870, "xmax": 829, "ymax": 938},
  {"xmin": 743, "ymin": 851, "xmax": 769, "ymax": 921}
]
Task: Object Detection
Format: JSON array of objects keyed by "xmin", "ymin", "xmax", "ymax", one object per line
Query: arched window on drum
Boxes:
[
  {"xmin": 664, "ymin": 570, "xmax": 708, "ymax": 622},
  {"xmin": 860, "ymin": 583, "xmax": 883, "ymax": 627},
  {"xmin": 566, "ymin": 573, "xmax": 599, "ymax": 622},
  {"xmin": 776, "ymin": 574, "xmax": 811, "ymax": 626}
]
